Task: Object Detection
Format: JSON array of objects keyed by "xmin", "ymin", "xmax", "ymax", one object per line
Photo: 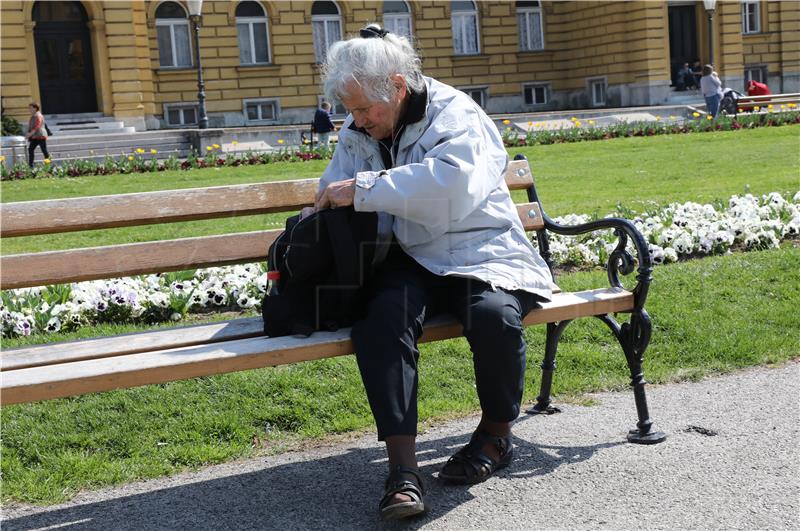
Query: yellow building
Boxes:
[{"xmin": 1, "ymin": 1, "xmax": 798, "ymax": 131}]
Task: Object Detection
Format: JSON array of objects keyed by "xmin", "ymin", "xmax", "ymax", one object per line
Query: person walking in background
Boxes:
[
  {"xmin": 26, "ymin": 102, "xmax": 49, "ymax": 167},
  {"xmin": 312, "ymin": 101, "xmax": 336, "ymax": 146},
  {"xmin": 700, "ymin": 65, "xmax": 724, "ymax": 118}
]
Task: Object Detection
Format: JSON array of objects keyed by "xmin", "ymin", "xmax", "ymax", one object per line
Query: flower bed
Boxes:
[
  {"xmin": 2, "ymin": 191, "xmax": 797, "ymax": 339},
  {"xmin": 0, "ymin": 142, "xmax": 333, "ymax": 181},
  {"xmin": 500, "ymin": 108, "xmax": 800, "ymax": 147}
]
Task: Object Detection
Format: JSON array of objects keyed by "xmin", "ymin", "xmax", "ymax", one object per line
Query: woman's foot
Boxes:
[
  {"xmin": 379, "ymin": 466, "xmax": 426, "ymax": 520},
  {"xmin": 439, "ymin": 429, "xmax": 514, "ymax": 484}
]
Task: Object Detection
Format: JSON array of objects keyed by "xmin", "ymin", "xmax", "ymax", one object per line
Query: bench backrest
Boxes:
[{"xmin": 0, "ymin": 159, "xmax": 543, "ymax": 290}]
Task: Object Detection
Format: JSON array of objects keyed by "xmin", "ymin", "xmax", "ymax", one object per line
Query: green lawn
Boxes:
[
  {"xmin": 2, "ymin": 125, "xmax": 798, "ymax": 254},
  {"xmin": 2, "ymin": 246, "xmax": 798, "ymax": 504},
  {"xmin": 1, "ymin": 127, "xmax": 799, "ymax": 504}
]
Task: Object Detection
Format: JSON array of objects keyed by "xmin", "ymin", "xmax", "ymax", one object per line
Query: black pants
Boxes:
[
  {"xmin": 28, "ymin": 139, "xmax": 50, "ymax": 167},
  {"xmin": 351, "ymin": 245, "xmax": 540, "ymax": 441}
]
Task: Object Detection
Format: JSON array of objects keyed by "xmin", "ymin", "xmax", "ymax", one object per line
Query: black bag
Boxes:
[
  {"xmin": 44, "ymin": 123, "xmax": 53, "ymax": 136},
  {"xmin": 261, "ymin": 207, "xmax": 379, "ymax": 337}
]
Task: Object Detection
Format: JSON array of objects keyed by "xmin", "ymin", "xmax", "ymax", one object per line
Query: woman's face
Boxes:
[
  {"xmin": 340, "ymin": 78, "xmax": 407, "ymax": 140},
  {"xmin": 29, "ymin": 105, "xmax": 36, "ymax": 115}
]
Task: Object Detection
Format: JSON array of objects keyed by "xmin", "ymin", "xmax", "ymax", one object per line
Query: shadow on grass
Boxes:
[{"xmin": 2, "ymin": 420, "xmax": 622, "ymax": 531}]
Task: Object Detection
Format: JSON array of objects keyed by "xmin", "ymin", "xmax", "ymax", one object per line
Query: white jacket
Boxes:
[{"xmin": 319, "ymin": 77, "xmax": 553, "ymax": 300}]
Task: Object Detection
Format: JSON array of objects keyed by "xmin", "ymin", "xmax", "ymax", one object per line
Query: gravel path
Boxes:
[{"xmin": 3, "ymin": 361, "xmax": 798, "ymax": 530}]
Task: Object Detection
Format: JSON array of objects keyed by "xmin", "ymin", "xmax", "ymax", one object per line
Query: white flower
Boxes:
[
  {"xmin": 672, "ymin": 233, "xmax": 694, "ymax": 255},
  {"xmin": 170, "ymin": 312, "xmax": 182, "ymax": 321},
  {"xmin": 648, "ymin": 244, "xmax": 665, "ymax": 265},
  {"xmin": 663, "ymin": 247, "xmax": 678, "ymax": 262},
  {"xmin": 237, "ymin": 294, "xmax": 256, "ymax": 308},
  {"xmin": 45, "ymin": 317, "xmax": 61, "ymax": 333},
  {"xmin": 149, "ymin": 292, "xmax": 169, "ymax": 308},
  {"xmin": 13, "ymin": 315, "xmax": 33, "ymax": 336}
]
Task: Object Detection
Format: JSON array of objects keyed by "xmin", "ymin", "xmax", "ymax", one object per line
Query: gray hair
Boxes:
[{"xmin": 322, "ymin": 26, "xmax": 425, "ymax": 105}]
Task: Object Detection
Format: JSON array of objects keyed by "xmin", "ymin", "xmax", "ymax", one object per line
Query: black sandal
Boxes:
[
  {"xmin": 439, "ymin": 430, "xmax": 513, "ymax": 484},
  {"xmin": 379, "ymin": 466, "xmax": 426, "ymax": 520}
]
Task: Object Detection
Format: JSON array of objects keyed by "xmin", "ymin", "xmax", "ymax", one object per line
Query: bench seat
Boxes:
[{"xmin": 1, "ymin": 287, "xmax": 631, "ymax": 405}]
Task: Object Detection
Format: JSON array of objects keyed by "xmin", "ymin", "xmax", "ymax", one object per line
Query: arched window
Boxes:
[
  {"xmin": 236, "ymin": 1, "xmax": 270, "ymax": 64},
  {"xmin": 383, "ymin": 1, "xmax": 412, "ymax": 39},
  {"xmin": 452, "ymin": 1, "xmax": 479, "ymax": 55},
  {"xmin": 312, "ymin": 1, "xmax": 342, "ymax": 62},
  {"xmin": 155, "ymin": 1, "xmax": 192, "ymax": 68},
  {"xmin": 517, "ymin": 1, "xmax": 544, "ymax": 51}
]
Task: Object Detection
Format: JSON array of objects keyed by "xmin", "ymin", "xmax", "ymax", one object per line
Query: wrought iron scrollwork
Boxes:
[{"xmin": 541, "ymin": 214, "xmax": 653, "ymax": 311}]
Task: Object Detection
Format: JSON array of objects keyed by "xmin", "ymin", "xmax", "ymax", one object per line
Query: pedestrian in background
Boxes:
[
  {"xmin": 26, "ymin": 102, "xmax": 50, "ymax": 167},
  {"xmin": 312, "ymin": 101, "xmax": 336, "ymax": 147},
  {"xmin": 700, "ymin": 65, "xmax": 724, "ymax": 118}
]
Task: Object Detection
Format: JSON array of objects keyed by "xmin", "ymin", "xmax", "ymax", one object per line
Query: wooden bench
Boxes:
[{"xmin": 0, "ymin": 156, "xmax": 666, "ymax": 444}]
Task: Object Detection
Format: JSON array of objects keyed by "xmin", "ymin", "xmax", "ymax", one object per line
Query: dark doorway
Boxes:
[
  {"xmin": 668, "ymin": 5, "xmax": 698, "ymax": 87},
  {"xmin": 33, "ymin": 1, "xmax": 97, "ymax": 114}
]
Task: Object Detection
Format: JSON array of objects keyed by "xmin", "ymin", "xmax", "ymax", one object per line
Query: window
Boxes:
[
  {"xmin": 517, "ymin": 1, "xmax": 544, "ymax": 51},
  {"xmin": 318, "ymin": 96, "xmax": 346, "ymax": 117},
  {"xmin": 523, "ymin": 84, "xmax": 549, "ymax": 106},
  {"xmin": 312, "ymin": 1, "xmax": 342, "ymax": 62},
  {"xmin": 742, "ymin": 0, "xmax": 760, "ymax": 34},
  {"xmin": 383, "ymin": 1, "xmax": 412, "ymax": 38},
  {"xmin": 156, "ymin": 1, "xmax": 192, "ymax": 68},
  {"xmin": 452, "ymin": 0, "xmax": 480, "ymax": 55},
  {"xmin": 243, "ymin": 99, "xmax": 279, "ymax": 123},
  {"xmin": 164, "ymin": 103, "xmax": 198, "ymax": 127},
  {"xmin": 589, "ymin": 78, "xmax": 607, "ymax": 107},
  {"xmin": 744, "ymin": 66, "xmax": 767, "ymax": 84},
  {"xmin": 236, "ymin": 1, "xmax": 270, "ymax": 65},
  {"xmin": 460, "ymin": 87, "xmax": 487, "ymax": 108}
]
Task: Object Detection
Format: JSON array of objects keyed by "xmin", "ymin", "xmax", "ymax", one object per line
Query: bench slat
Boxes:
[
  {"xmin": 0, "ymin": 317, "xmax": 265, "ymax": 371},
  {"xmin": 0, "ymin": 230, "xmax": 281, "ymax": 290},
  {"xmin": 1, "ymin": 287, "xmax": 563, "ymax": 371},
  {"xmin": 0, "ymin": 179, "xmax": 318, "ymax": 238},
  {"xmin": 0, "ymin": 288, "xmax": 631, "ymax": 405},
  {"xmin": 0, "ymin": 160, "xmax": 534, "ymax": 238},
  {"xmin": 1, "ymin": 202, "xmax": 544, "ymax": 289}
]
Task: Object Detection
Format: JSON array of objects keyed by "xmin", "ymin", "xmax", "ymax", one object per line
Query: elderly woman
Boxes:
[{"xmin": 314, "ymin": 25, "xmax": 552, "ymax": 520}]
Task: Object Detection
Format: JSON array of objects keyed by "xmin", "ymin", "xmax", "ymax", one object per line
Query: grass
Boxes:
[
  {"xmin": 2, "ymin": 125, "xmax": 798, "ymax": 254},
  {"xmin": 2, "ymin": 246, "xmax": 798, "ymax": 504},
  {"xmin": 1, "ymin": 127, "xmax": 799, "ymax": 504}
]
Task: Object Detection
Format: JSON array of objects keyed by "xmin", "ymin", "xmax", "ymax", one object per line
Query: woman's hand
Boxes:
[
  {"xmin": 315, "ymin": 179, "xmax": 356, "ymax": 210},
  {"xmin": 299, "ymin": 206, "xmax": 316, "ymax": 220}
]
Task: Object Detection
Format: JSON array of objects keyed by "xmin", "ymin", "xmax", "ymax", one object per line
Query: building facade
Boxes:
[{"xmin": 1, "ymin": 0, "xmax": 798, "ymax": 131}]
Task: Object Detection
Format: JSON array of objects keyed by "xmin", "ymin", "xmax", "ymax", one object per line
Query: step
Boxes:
[
  {"xmin": 44, "ymin": 112, "xmax": 105, "ymax": 122},
  {"xmin": 50, "ymin": 123, "xmax": 137, "ymax": 136}
]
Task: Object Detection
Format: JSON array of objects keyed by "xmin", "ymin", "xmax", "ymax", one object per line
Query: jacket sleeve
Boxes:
[
  {"xmin": 353, "ymin": 101, "xmax": 507, "ymax": 229},
  {"xmin": 318, "ymin": 129, "xmax": 357, "ymax": 195}
]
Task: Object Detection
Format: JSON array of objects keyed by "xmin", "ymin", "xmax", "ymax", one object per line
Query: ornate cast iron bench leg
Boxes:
[
  {"xmin": 527, "ymin": 320, "xmax": 570, "ymax": 415},
  {"xmin": 598, "ymin": 311, "xmax": 666, "ymax": 445}
]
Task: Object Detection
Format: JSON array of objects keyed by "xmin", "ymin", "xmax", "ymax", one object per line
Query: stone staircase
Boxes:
[
  {"xmin": 1, "ymin": 129, "xmax": 193, "ymax": 166},
  {"xmin": 45, "ymin": 112, "xmax": 137, "ymax": 136},
  {"xmin": 43, "ymin": 130, "xmax": 193, "ymax": 163}
]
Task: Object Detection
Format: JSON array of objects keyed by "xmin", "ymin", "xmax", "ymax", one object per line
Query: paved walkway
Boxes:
[{"xmin": 3, "ymin": 361, "xmax": 798, "ymax": 530}]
